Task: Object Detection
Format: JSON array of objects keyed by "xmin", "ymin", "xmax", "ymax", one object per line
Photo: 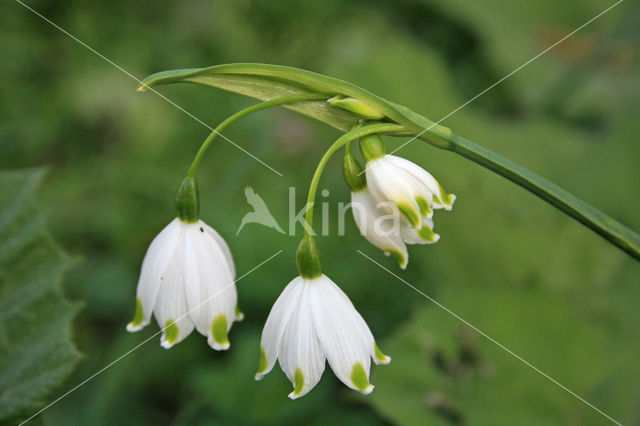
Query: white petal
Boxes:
[
  {"xmin": 399, "ymin": 218, "xmax": 440, "ymax": 245},
  {"xmin": 386, "ymin": 155, "xmax": 438, "ymax": 193},
  {"xmin": 387, "ymin": 155, "xmax": 455, "ymax": 210},
  {"xmin": 371, "ymin": 340, "xmax": 392, "ymax": 365},
  {"xmin": 127, "ymin": 218, "xmax": 182, "ymax": 332},
  {"xmin": 200, "ymin": 220, "xmax": 236, "ymax": 279},
  {"xmin": 352, "ymin": 190, "xmax": 408, "ymax": 269},
  {"xmin": 183, "ymin": 224, "xmax": 237, "ymax": 350},
  {"xmin": 278, "ymin": 279, "xmax": 326, "ymax": 399},
  {"xmin": 310, "ymin": 275, "xmax": 376, "ymax": 394},
  {"xmin": 366, "ymin": 157, "xmax": 422, "ymax": 228},
  {"xmin": 153, "ymin": 223, "xmax": 194, "ymax": 349},
  {"xmin": 255, "ymin": 276, "xmax": 305, "ymax": 380}
]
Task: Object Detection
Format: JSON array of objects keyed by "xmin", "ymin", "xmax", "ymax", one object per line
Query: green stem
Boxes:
[
  {"xmin": 303, "ymin": 123, "xmax": 406, "ymax": 236},
  {"xmin": 186, "ymin": 93, "xmax": 328, "ymax": 178},
  {"xmin": 387, "ymin": 102, "xmax": 640, "ymax": 261},
  {"xmin": 438, "ymin": 132, "xmax": 640, "ymax": 261}
]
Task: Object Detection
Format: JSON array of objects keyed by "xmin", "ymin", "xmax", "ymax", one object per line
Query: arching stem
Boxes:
[
  {"xmin": 302, "ymin": 123, "xmax": 406, "ymax": 237},
  {"xmin": 187, "ymin": 93, "xmax": 328, "ymax": 178}
]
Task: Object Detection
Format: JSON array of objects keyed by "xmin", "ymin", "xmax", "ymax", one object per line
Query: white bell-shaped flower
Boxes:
[
  {"xmin": 351, "ymin": 187, "xmax": 440, "ymax": 269},
  {"xmin": 344, "ymin": 137, "xmax": 454, "ymax": 269},
  {"xmin": 126, "ymin": 217, "xmax": 242, "ymax": 350},
  {"xmin": 365, "ymin": 154, "xmax": 455, "ymax": 230},
  {"xmin": 255, "ymin": 274, "xmax": 390, "ymax": 399}
]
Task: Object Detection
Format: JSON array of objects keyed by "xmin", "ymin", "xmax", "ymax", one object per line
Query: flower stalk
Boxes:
[
  {"xmin": 187, "ymin": 93, "xmax": 328, "ymax": 179},
  {"xmin": 302, "ymin": 123, "xmax": 406, "ymax": 239}
]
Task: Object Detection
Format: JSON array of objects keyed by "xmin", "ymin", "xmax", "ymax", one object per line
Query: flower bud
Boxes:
[
  {"xmin": 328, "ymin": 95, "xmax": 385, "ymax": 120},
  {"xmin": 343, "ymin": 146, "xmax": 367, "ymax": 192}
]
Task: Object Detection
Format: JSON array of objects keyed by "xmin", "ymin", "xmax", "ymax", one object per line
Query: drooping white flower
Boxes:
[
  {"xmin": 347, "ymin": 153, "xmax": 454, "ymax": 268},
  {"xmin": 365, "ymin": 154, "xmax": 455, "ymax": 229},
  {"xmin": 255, "ymin": 274, "xmax": 390, "ymax": 399},
  {"xmin": 126, "ymin": 218, "xmax": 242, "ymax": 350},
  {"xmin": 343, "ymin": 135, "xmax": 455, "ymax": 269},
  {"xmin": 351, "ymin": 187, "xmax": 439, "ymax": 269}
]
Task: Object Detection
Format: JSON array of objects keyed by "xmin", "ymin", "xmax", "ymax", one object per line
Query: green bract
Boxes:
[
  {"xmin": 175, "ymin": 176, "xmax": 199, "ymax": 223},
  {"xmin": 138, "ymin": 63, "xmax": 640, "ymax": 261}
]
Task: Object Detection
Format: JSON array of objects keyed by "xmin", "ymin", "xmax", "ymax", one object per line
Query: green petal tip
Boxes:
[
  {"xmin": 161, "ymin": 320, "xmax": 179, "ymax": 349},
  {"xmin": 351, "ymin": 363, "xmax": 374, "ymax": 394},
  {"xmin": 288, "ymin": 368, "xmax": 305, "ymax": 399},
  {"xmin": 209, "ymin": 314, "xmax": 230, "ymax": 350}
]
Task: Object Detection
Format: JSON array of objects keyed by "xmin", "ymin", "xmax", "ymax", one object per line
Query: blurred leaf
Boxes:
[
  {"xmin": 185, "ymin": 329, "xmax": 336, "ymax": 425},
  {"xmin": 366, "ymin": 284, "xmax": 624, "ymax": 425},
  {"xmin": 138, "ymin": 65, "xmax": 361, "ymax": 131},
  {"xmin": 0, "ymin": 169, "xmax": 81, "ymax": 423}
]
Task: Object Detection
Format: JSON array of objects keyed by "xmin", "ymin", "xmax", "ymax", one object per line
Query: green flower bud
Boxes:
[
  {"xmin": 328, "ymin": 95, "xmax": 385, "ymax": 120},
  {"xmin": 343, "ymin": 145, "xmax": 367, "ymax": 192}
]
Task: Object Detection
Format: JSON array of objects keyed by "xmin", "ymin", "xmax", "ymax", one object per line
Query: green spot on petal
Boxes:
[
  {"xmin": 129, "ymin": 298, "xmax": 144, "ymax": 327},
  {"xmin": 437, "ymin": 182, "xmax": 454, "ymax": 206},
  {"xmin": 163, "ymin": 320, "xmax": 179, "ymax": 345},
  {"xmin": 293, "ymin": 368, "xmax": 305, "ymax": 396},
  {"xmin": 257, "ymin": 346, "xmax": 268, "ymax": 374},
  {"xmin": 398, "ymin": 203, "xmax": 420, "ymax": 227},
  {"xmin": 416, "ymin": 196, "xmax": 431, "ymax": 217},
  {"xmin": 211, "ymin": 314, "xmax": 229, "ymax": 346},
  {"xmin": 374, "ymin": 341, "xmax": 390, "ymax": 362},
  {"xmin": 417, "ymin": 226, "xmax": 438, "ymax": 242},
  {"xmin": 384, "ymin": 249, "xmax": 407, "ymax": 269},
  {"xmin": 235, "ymin": 305, "xmax": 244, "ymax": 320},
  {"xmin": 350, "ymin": 362, "xmax": 371, "ymax": 392}
]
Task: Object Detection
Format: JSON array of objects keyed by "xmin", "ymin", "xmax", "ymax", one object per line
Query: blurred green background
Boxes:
[{"xmin": 2, "ymin": 0, "xmax": 639, "ymax": 424}]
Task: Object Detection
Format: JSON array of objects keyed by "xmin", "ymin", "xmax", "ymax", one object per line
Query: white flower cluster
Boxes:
[{"xmin": 126, "ymin": 134, "xmax": 454, "ymax": 399}]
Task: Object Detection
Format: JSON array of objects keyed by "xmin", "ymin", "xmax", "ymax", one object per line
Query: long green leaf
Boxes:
[{"xmin": 138, "ymin": 63, "xmax": 640, "ymax": 261}]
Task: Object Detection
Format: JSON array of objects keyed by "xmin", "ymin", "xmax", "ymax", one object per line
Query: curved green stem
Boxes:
[
  {"xmin": 139, "ymin": 64, "xmax": 640, "ymax": 261},
  {"xmin": 187, "ymin": 93, "xmax": 328, "ymax": 178},
  {"xmin": 386, "ymin": 101, "xmax": 640, "ymax": 261},
  {"xmin": 303, "ymin": 123, "xmax": 406, "ymax": 236},
  {"xmin": 440, "ymin": 132, "xmax": 640, "ymax": 260}
]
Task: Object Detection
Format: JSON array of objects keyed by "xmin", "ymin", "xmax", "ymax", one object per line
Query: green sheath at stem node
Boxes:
[
  {"xmin": 176, "ymin": 177, "xmax": 199, "ymax": 223},
  {"xmin": 296, "ymin": 235, "xmax": 322, "ymax": 279}
]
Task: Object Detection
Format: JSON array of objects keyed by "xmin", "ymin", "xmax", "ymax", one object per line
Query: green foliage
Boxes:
[
  {"xmin": 0, "ymin": 169, "xmax": 81, "ymax": 423},
  {"xmin": 367, "ymin": 284, "xmax": 623, "ymax": 425}
]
